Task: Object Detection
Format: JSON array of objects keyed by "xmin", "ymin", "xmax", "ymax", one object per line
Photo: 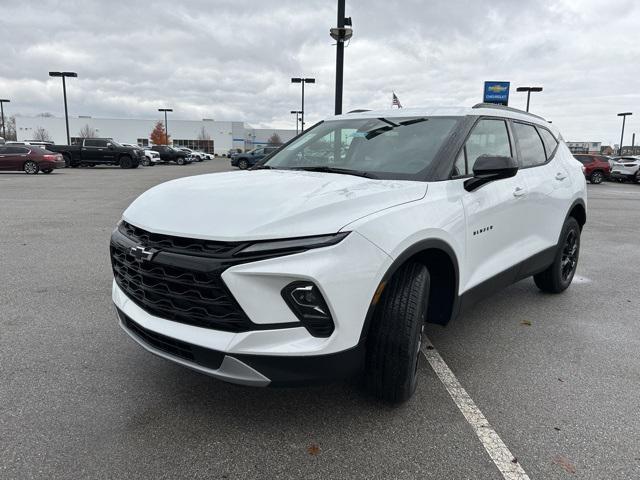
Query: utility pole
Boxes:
[
  {"xmin": 158, "ymin": 108, "xmax": 173, "ymax": 145},
  {"xmin": 291, "ymin": 78, "xmax": 315, "ymax": 132},
  {"xmin": 330, "ymin": 0, "xmax": 353, "ymax": 115},
  {"xmin": 0, "ymin": 99, "xmax": 9, "ymax": 139},
  {"xmin": 617, "ymin": 112, "xmax": 632, "ymax": 156},
  {"xmin": 49, "ymin": 72, "xmax": 78, "ymax": 145}
]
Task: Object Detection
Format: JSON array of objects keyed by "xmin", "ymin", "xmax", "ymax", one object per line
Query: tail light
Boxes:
[{"xmin": 43, "ymin": 154, "xmax": 59, "ymax": 161}]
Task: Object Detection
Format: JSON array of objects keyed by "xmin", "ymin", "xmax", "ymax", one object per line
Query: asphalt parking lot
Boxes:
[{"xmin": 1, "ymin": 163, "xmax": 639, "ymax": 479}]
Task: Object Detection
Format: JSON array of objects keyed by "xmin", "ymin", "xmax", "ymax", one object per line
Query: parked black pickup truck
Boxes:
[{"xmin": 49, "ymin": 138, "xmax": 143, "ymax": 168}]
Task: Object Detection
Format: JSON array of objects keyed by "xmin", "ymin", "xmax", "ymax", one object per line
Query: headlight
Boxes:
[{"xmin": 237, "ymin": 232, "xmax": 349, "ymax": 255}]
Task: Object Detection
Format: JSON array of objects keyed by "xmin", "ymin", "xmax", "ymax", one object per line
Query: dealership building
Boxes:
[{"xmin": 14, "ymin": 115, "xmax": 296, "ymax": 155}]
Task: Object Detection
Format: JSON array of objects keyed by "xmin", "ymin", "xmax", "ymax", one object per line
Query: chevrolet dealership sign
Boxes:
[{"xmin": 483, "ymin": 81, "xmax": 510, "ymax": 106}]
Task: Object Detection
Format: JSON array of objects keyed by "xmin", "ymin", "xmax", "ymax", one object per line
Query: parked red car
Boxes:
[
  {"xmin": 0, "ymin": 145, "xmax": 65, "ymax": 174},
  {"xmin": 574, "ymin": 154, "xmax": 611, "ymax": 184}
]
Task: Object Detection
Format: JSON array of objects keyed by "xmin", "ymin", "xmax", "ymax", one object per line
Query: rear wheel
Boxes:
[
  {"xmin": 63, "ymin": 153, "xmax": 71, "ymax": 167},
  {"xmin": 365, "ymin": 262, "xmax": 429, "ymax": 403},
  {"xmin": 24, "ymin": 160, "xmax": 39, "ymax": 174},
  {"xmin": 634, "ymin": 170, "xmax": 640, "ymax": 184},
  {"xmin": 119, "ymin": 156, "xmax": 132, "ymax": 169},
  {"xmin": 141, "ymin": 157, "xmax": 150, "ymax": 166},
  {"xmin": 238, "ymin": 158, "xmax": 248, "ymax": 170},
  {"xmin": 590, "ymin": 170, "xmax": 603, "ymax": 184},
  {"xmin": 534, "ymin": 217, "xmax": 580, "ymax": 293}
]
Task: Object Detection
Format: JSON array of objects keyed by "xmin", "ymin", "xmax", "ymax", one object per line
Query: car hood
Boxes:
[{"xmin": 123, "ymin": 170, "xmax": 427, "ymax": 241}]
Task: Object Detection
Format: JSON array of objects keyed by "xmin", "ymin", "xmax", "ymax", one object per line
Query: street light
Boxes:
[
  {"xmin": 290, "ymin": 110, "xmax": 302, "ymax": 134},
  {"xmin": 330, "ymin": 0, "xmax": 352, "ymax": 115},
  {"xmin": 158, "ymin": 108, "xmax": 173, "ymax": 145},
  {"xmin": 0, "ymin": 99, "xmax": 9, "ymax": 139},
  {"xmin": 49, "ymin": 71, "xmax": 78, "ymax": 145},
  {"xmin": 516, "ymin": 86, "xmax": 543, "ymax": 112},
  {"xmin": 617, "ymin": 112, "xmax": 632, "ymax": 156},
  {"xmin": 291, "ymin": 78, "xmax": 315, "ymax": 132}
]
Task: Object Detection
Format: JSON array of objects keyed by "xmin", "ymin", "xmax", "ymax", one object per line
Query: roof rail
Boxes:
[
  {"xmin": 347, "ymin": 109, "xmax": 371, "ymax": 114},
  {"xmin": 472, "ymin": 103, "xmax": 546, "ymax": 121}
]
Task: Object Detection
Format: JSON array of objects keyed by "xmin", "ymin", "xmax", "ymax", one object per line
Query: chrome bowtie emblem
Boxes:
[{"xmin": 130, "ymin": 245, "xmax": 157, "ymax": 262}]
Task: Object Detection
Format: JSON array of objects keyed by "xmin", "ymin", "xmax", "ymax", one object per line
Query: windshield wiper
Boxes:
[{"xmin": 290, "ymin": 165, "xmax": 378, "ymax": 179}]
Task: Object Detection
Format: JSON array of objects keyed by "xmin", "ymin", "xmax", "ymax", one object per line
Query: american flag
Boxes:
[{"xmin": 392, "ymin": 92, "xmax": 403, "ymax": 108}]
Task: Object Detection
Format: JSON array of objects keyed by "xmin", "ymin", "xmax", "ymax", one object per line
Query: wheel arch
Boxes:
[
  {"xmin": 566, "ymin": 198, "xmax": 586, "ymax": 231},
  {"xmin": 359, "ymin": 238, "xmax": 460, "ymax": 343}
]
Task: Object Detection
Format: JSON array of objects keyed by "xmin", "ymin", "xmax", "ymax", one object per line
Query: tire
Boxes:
[
  {"xmin": 590, "ymin": 170, "xmax": 603, "ymax": 184},
  {"xmin": 177, "ymin": 157, "xmax": 185, "ymax": 166},
  {"xmin": 42, "ymin": 169, "xmax": 53, "ymax": 174},
  {"xmin": 534, "ymin": 217, "xmax": 580, "ymax": 293},
  {"xmin": 142, "ymin": 157, "xmax": 150, "ymax": 167},
  {"xmin": 63, "ymin": 153, "xmax": 71, "ymax": 168},
  {"xmin": 238, "ymin": 158, "xmax": 248, "ymax": 170},
  {"xmin": 119, "ymin": 156, "xmax": 132, "ymax": 169},
  {"xmin": 365, "ymin": 262, "xmax": 429, "ymax": 403},
  {"xmin": 24, "ymin": 160, "xmax": 39, "ymax": 174},
  {"xmin": 634, "ymin": 170, "xmax": 640, "ymax": 184}
]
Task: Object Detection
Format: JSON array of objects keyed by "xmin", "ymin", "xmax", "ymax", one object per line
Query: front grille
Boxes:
[
  {"xmin": 119, "ymin": 221, "xmax": 246, "ymax": 258},
  {"xmin": 118, "ymin": 308, "xmax": 224, "ymax": 370},
  {"xmin": 110, "ymin": 222, "xmax": 300, "ymax": 332}
]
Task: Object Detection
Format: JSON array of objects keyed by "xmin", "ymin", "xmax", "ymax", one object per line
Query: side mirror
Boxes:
[
  {"xmin": 107, "ymin": 143, "xmax": 114, "ymax": 149},
  {"xmin": 464, "ymin": 156, "xmax": 518, "ymax": 192}
]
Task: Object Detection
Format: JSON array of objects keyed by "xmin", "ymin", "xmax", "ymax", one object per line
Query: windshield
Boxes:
[
  {"xmin": 264, "ymin": 116, "xmax": 460, "ymax": 180},
  {"xmin": 110, "ymin": 140, "xmax": 122, "ymax": 147}
]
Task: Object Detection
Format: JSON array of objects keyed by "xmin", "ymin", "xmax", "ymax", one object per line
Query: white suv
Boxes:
[{"xmin": 111, "ymin": 104, "xmax": 586, "ymax": 402}]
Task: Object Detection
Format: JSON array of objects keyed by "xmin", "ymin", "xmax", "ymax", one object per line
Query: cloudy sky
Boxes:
[{"xmin": 0, "ymin": 0, "xmax": 638, "ymax": 145}]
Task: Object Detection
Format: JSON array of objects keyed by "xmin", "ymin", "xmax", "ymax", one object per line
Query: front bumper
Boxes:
[
  {"xmin": 117, "ymin": 306, "xmax": 365, "ymax": 386},
  {"xmin": 112, "ymin": 230, "xmax": 391, "ymax": 385},
  {"xmin": 610, "ymin": 171, "xmax": 635, "ymax": 180}
]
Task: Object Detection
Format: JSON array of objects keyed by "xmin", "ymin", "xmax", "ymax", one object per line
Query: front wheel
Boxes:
[
  {"xmin": 534, "ymin": 217, "xmax": 580, "ymax": 293},
  {"xmin": 365, "ymin": 262, "xmax": 429, "ymax": 403},
  {"xmin": 177, "ymin": 157, "xmax": 185, "ymax": 165},
  {"xmin": 590, "ymin": 171, "xmax": 603, "ymax": 184},
  {"xmin": 24, "ymin": 160, "xmax": 39, "ymax": 174},
  {"xmin": 238, "ymin": 159, "xmax": 248, "ymax": 170},
  {"xmin": 119, "ymin": 156, "xmax": 132, "ymax": 169},
  {"xmin": 141, "ymin": 157, "xmax": 150, "ymax": 166}
]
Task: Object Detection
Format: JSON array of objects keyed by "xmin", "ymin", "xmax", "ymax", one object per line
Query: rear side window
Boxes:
[
  {"xmin": 455, "ymin": 118, "xmax": 512, "ymax": 176},
  {"xmin": 514, "ymin": 122, "xmax": 547, "ymax": 167},
  {"xmin": 538, "ymin": 127, "xmax": 558, "ymax": 159}
]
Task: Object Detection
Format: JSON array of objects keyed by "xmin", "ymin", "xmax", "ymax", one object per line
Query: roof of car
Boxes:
[{"xmin": 333, "ymin": 104, "xmax": 559, "ymax": 136}]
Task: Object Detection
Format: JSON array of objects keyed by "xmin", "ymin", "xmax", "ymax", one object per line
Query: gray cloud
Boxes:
[{"xmin": 0, "ymin": 0, "xmax": 638, "ymax": 144}]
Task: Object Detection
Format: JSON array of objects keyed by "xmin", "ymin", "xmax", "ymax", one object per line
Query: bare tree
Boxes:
[
  {"xmin": 32, "ymin": 126, "xmax": 52, "ymax": 142},
  {"xmin": 267, "ymin": 132, "xmax": 283, "ymax": 146},
  {"xmin": 197, "ymin": 126, "xmax": 211, "ymax": 141},
  {"xmin": 1, "ymin": 116, "xmax": 17, "ymax": 141},
  {"xmin": 78, "ymin": 124, "xmax": 97, "ymax": 138}
]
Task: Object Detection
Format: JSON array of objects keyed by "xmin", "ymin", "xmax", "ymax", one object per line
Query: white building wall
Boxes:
[{"xmin": 15, "ymin": 116, "xmax": 296, "ymax": 155}]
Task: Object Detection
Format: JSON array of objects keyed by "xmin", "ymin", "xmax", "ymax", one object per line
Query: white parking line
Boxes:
[{"xmin": 421, "ymin": 342, "xmax": 531, "ymax": 480}]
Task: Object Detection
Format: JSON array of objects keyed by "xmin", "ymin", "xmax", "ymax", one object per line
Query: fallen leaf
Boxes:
[
  {"xmin": 554, "ymin": 427, "xmax": 561, "ymax": 431},
  {"xmin": 520, "ymin": 320, "xmax": 532, "ymax": 326},
  {"xmin": 307, "ymin": 444, "xmax": 321, "ymax": 456},
  {"xmin": 511, "ymin": 458, "xmax": 518, "ymax": 464},
  {"xmin": 558, "ymin": 378, "xmax": 564, "ymax": 382},
  {"xmin": 553, "ymin": 455, "xmax": 576, "ymax": 474},
  {"xmin": 425, "ymin": 345, "xmax": 434, "ymax": 350}
]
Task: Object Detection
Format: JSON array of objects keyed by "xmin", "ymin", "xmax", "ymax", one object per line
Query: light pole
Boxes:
[
  {"xmin": 330, "ymin": 0, "xmax": 352, "ymax": 115},
  {"xmin": 617, "ymin": 112, "xmax": 632, "ymax": 156},
  {"xmin": 49, "ymin": 71, "xmax": 77, "ymax": 145},
  {"xmin": 0, "ymin": 99, "xmax": 9, "ymax": 139},
  {"xmin": 291, "ymin": 78, "xmax": 315, "ymax": 132},
  {"xmin": 290, "ymin": 110, "xmax": 302, "ymax": 134},
  {"xmin": 158, "ymin": 108, "xmax": 173, "ymax": 145},
  {"xmin": 516, "ymin": 86, "xmax": 543, "ymax": 112}
]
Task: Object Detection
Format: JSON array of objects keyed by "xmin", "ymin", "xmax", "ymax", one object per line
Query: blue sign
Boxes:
[{"xmin": 483, "ymin": 81, "xmax": 510, "ymax": 106}]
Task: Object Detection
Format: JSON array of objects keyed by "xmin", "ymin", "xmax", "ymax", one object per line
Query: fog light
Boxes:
[{"xmin": 282, "ymin": 281, "xmax": 334, "ymax": 337}]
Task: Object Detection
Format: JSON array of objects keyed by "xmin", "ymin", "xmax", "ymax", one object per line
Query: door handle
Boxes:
[
  {"xmin": 513, "ymin": 186, "xmax": 526, "ymax": 197},
  {"xmin": 555, "ymin": 172, "xmax": 567, "ymax": 181}
]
